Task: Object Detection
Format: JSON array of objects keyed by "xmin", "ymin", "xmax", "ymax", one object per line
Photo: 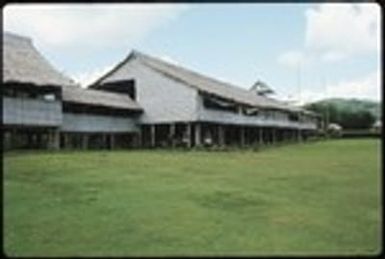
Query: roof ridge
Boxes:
[
  {"xmin": 90, "ymin": 49, "xmax": 250, "ymax": 97},
  {"xmin": 3, "ymin": 31, "xmax": 76, "ymax": 87},
  {"xmin": 133, "ymin": 51, "xmax": 289, "ymax": 107},
  {"xmin": 133, "ymin": 50, "xmax": 251, "ymax": 93},
  {"xmin": 92, "ymin": 49, "xmax": 309, "ymax": 113},
  {"xmin": 89, "ymin": 50, "xmax": 136, "ymax": 87}
]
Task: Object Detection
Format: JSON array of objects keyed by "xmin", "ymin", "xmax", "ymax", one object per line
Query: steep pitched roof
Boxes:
[
  {"xmin": 2, "ymin": 32, "xmax": 76, "ymax": 87},
  {"xmin": 3, "ymin": 32, "xmax": 142, "ymax": 111},
  {"xmin": 62, "ymin": 87, "xmax": 142, "ymax": 111},
  {"xmin": 92, "ymin": 50, "xmax": 312, "ymax": 114}
]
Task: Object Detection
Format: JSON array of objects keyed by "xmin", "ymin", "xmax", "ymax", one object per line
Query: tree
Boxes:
[{"xmin": 303, "ymin": 100, "xmax": 376, "ymax": 130}]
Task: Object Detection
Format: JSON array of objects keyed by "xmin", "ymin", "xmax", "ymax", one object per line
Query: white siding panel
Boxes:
[{"xmin": 100, "ymin": 59, "xmax": 198, "ymax": 123}]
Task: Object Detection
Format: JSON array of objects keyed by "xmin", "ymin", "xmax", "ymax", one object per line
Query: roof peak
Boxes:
[
  {"xmin": 3, "ymin": 31, "xmax": 76, "ymax": 87},
  {"xmin": 4, "ymin": 31, "xmax": 33, "ymax": 45}
]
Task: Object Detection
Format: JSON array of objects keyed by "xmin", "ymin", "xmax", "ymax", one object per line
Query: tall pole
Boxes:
[
  {"xmin": 297, "ymin": 60, "xmax": 302, "ymax": 142},
  {"xmin": 323, "ymin": 77, "xmax": 329, "ymax": 134}
]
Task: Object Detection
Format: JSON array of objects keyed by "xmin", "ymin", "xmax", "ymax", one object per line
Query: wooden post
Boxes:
[
  {"xmin": 110, "ymin": 134, "xmax": 115, "ymax": 149},
  {"xmin": 29, "ymin": 133, "xmax": 35, "ymax": 148},
  {"xmin": 286, "ymin": 129, "xmax": 290, "ymax": 142},
  {"xmin": 276, "ymin": 129, "xmax": 280, "ymax": 143},
  {"xmin": 82, "ymin": 134, "xmax": 88, "ymax": 150},
  {"xmin": 36, "ymin": 133, "xmax": 42, "ymax": 149},
  {"xmin": 217, "ymin": 124, "xmax": 225, "ymax": 147},
  {"xmin": 151, "ymin": 125, "xmax": 156, "ymax": 148},
  {"xmin": 170, "ymin": 124, "xmax": 175, "ymax": 148},
  {"xmin": 293, "ymin": 129, "xmax": 297, "ymax": 142},
  {"xmin": 272, "ymin": 128, "xmax": 276, "ymax": 145},
  {"xmin": 259, "ymin": 128, "xmax": 263, "ymax": 146},
  {"xmin": 4, "ymin": 131, "xmax": 11, "ymax": 150},
  {"xmin": 47, "ymin": 129, "xmax": 60, "ymax": 150},
  {"xmin": 186, "ymin": 123, "xmax": 192, "ymax": 148},
  {"xmin": 195, "ymin": 123, "xmax": 201, "ymax": 147},
  {"xmin": 45, "ymin": 132, "xmax": 50, "ymax": 149},
  {"xmin": 63, "ymin": 133, "xmax": 67, "ymax": 149},
  {"xmin": 9, "ymin": 129, "xmax": 15, "ymax": 149},
  {"xmin": 53, "ymin": 130, "xmax": 60, "ymax": 150},
  {"xmin": 253, "ymin": 128, "xmax": 258, "ymax": 146},
  {"xmin": 47, "ymin": 131, "xmax": 51, "ymax": 150},
  {"xmin": 102, "ymin": 134, "xmax": 107, "ymax": 149},
  {"xmin": 240, "ymin": 126, "xmax": 245, "ymax": 147},
  {"xmin": 67, "ymin": 134, "xmax": 72, "ymax": 149},
  {"xmin": 298, "ymin": 127, "xmax": 302, "ymax": 143},
  {"xmin": 137, "ymin": 128, "xmax": 142, "ymax": 148}
]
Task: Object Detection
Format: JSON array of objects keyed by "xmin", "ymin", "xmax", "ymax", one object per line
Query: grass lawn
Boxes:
[{"xmin": 3, "ymin": 139, "xmax": 382, "ymax": 256}]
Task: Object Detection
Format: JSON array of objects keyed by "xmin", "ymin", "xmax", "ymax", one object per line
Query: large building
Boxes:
[
  {"xmin": 90, "ymin": 51, "xmax": 320, "ymax": 148},
  {"xmin": 2, "ymin": 32, "xmax": 142, "ymax": 150},
  {"xmin": 2, "ymin": 32, "xmax": 320, "ymax": 150}
]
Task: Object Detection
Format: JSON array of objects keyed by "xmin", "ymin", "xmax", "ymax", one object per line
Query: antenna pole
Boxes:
[
  {"xmin": 323, "ymin": 77, "xmax": 329, "ymax": 136},
  {"xmin": 297, "ymin": 60, "xmax": 302, "ymax": 142}
]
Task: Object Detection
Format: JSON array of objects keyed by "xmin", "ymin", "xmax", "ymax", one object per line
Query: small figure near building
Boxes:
[{"xmin": 327, "ymin": 123, "xmax": 343, "ymax": 137}]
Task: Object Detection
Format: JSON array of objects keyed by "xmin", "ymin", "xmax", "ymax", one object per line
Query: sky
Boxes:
[{"xmin": 3, "ymin": 3, "xmax": 381, "ymax": 104}]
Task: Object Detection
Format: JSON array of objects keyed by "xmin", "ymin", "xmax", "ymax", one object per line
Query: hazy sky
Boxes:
[{"xmin": 3, "ymin": 3, "xmax": 381, "ymax": 103}]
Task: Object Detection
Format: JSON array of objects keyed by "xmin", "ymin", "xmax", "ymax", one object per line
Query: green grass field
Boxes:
[{"xmin": 3, "ymin": 139, "xmax": 382, "ymax": 256}]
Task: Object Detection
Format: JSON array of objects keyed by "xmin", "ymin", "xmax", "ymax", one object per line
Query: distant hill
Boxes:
[{"xmin": 303, "ymin": 98, "xmax": 381, "ymax": 129}]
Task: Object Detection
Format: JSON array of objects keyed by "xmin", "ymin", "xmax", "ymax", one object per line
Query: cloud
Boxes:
[
  {"xmin": 320, "ymin": 50, "xmax": 347, "ymax": 63},
  {"xmin": 3, "ymin": 3, "xmax": 189, "ymax": 51},
  {"xmin": 277, "ymin": 49, "xmax": 317, "ymax": 69},
  {"xmin": 278, "ymin": 3, "xmax": 380, "ymax": 68},
  {"xmin": 296, "ymin": 69, "xmax": 381, "ymax": 104},
  {"xmin": 3, "ymin": 4, "xmax": 189, "ymax": 87},
  {"xmin": 277, "ymin": 50, "xmax": 305, "ymax": 68},
  {"xmin": 325, "ymin": 69, "xmax": 380, "ymax": 101},
  {"xmin": 305, "ymin": 3, "xmax": 380, "ymax": 57}
]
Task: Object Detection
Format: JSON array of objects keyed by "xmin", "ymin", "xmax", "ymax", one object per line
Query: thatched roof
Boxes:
[
  {"xmin": 2, "ymin": 32, "xmax": 76, "ymax": 87},
  {"xmin": 62, "ymin": 87, "xmax": 142, "ymax": 111},
  {"xmin": 3, "ymin": 32, "xmax": 142, "ymax": 111},
  {"xmin": 93, "ymin": 50, "xmax": 315, "ymax": 115}
]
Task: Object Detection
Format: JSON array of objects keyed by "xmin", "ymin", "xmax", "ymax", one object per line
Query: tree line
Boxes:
[{"xmin": 304, "ymin": 100, "xmax": 377, "ymax": 130}]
